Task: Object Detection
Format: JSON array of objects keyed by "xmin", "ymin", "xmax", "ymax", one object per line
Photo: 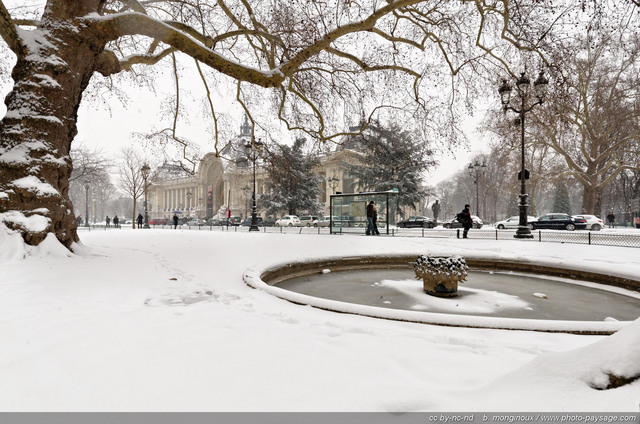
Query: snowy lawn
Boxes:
[{"xmin": 1, "ymin": 225, "xmax": 639, "ymax": 411}]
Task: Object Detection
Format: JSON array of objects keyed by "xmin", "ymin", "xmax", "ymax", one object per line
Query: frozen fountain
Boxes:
[{"xmin": 244, "ymin": 254, "xmax": 640, "ymax": 334}]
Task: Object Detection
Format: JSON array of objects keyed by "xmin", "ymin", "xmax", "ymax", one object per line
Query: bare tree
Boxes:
[
  {"xmin": 67, "ymin": 142, "xmax": 115, "ymax": 221},
  {"xmin": 0, "ymin": 0, "xmax": 616, "ymax": 250},
  {"xmin": 116, "ymin": 147, "xmax": 146, "ymax": 228},
  {"xmin": 530, "ymin": 34, "xmax": 640, "ymax": 214}
]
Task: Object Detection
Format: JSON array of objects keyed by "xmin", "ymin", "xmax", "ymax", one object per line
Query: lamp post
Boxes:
[
  {"xmin": 241, "ymin": 185, "xmax": 251, "ymax": 218},
  {"xmin": 141, "ymin": 163, "xmax": 150, "ymax": 229},
  {"xmin": 83, "ymin": 180, "xmax": 90, "ymax": 227},
  {"xmin": 245, "ymin": 138, "xmax": 264, "ymax": 232},
  {"xmin": 327, "ymin": 175, "xmax": 340, "ymax": 194},
  {"xmin": 186, "ymin": 191, "xmax": 192, "ymax": 217},
  {"xmin": 467, "ymin": 160, "xmax": 486, "ymax": 218},
  {"xmin": 498, "ymin": 71, "xmax": 549, "ymax": 239}
]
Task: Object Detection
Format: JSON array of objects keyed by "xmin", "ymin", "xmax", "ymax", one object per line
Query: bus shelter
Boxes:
[{"xmin": 329, "ymin": 191, "xmax": 398, "ymax": 235}]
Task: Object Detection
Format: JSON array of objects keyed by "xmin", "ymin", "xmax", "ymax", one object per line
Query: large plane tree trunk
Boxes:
[{"xmin": 0, "ymin": 1, "xmax": 113, "ymax": 249}]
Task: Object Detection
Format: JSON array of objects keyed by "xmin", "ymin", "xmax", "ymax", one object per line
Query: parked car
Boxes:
[
  {"xmin": 494, "ymin": 216, "xmax": 538, "ymax": 230},
  {"xmin": 573, "ymin": 214, "xmax": 604, "ymax": 231},
  {"xmin": 241, "ymin": 217, "xmax": 264, "ymax": 227},
  {"xmin": 396, "ymin": 216, "xmax": 437, "ymax": 228},
  {"xmin": 312, "ymin": 216, "xmax": 331, "ymax": 227},
  {"xmin": 442, "ymin": 215, "xmax": 483, "ymax": 229},
  {"xmin": 186, "ymin": 218, "xmax": 205, "ymax": 226},
  {"xmin": 229, "ymin": 216, "xmax": 242, "ymax": 226},
  {"xmin": 299, "ymin": 216, "xmax": 319, "ymax": 227},
  {"xmin": 205, "ymin": 218, "xmax": 222, "ymax": 226},
  {"xmin": 262, "ymin": 217, "xmax": 278, "ymax": 227},
  {"xmin": 149, "ymin": 218, "xmax": 168, "ymax": 225},
  {"xmin": 531, "ymin": 213, "xmax": 587, "ymax": 231},
  {"xmin": 275, "ymin": 215, "xmax": 302, "ymax": 227}
]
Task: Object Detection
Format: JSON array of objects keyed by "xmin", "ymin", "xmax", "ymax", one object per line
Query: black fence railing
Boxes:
[
  {"xmin": 388, "ymin": 227, "xmax": 640, "ymax": 248},
  {"xmin": 77, "ymin": 224, "xmax": 640, "ymax": 248}
]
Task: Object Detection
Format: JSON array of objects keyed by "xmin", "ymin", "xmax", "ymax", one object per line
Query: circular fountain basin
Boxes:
[{"xmin": 243, "ymin": 255, "xmax": 640, "ymax": 334}]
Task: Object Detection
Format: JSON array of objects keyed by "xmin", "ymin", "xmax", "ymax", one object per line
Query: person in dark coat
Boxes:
[
  {"xmin": 173, "ymin": 214, "xmax": 179, "ymax": 229},
  {"xmin": 371, "ymin": 203, "xmax": 380, "ymax": 235},
  {"xmin": 460, "ymin": 204, "xmax": 472, "ymax": 238},
  {"xmin": 105, "ymin": 216, "xmax": 111, "ymax": 228},
  {"xmin": 137, "ymin": 214, "xmax": 144, "ymax": 228},
  {"xmin": 607, "ymin": 212, "xmax": 615, "ymax": 228},
  {"xmin": 431, "ymin": 200, "xmax": 441, "ymax": 222},
  {"xmin": 113, "ymin": 215, "xmax": 119, "ymax": 228},
  {"xmin": 366, "ymin": 201, "xmax": 375, "ymax": 235}
]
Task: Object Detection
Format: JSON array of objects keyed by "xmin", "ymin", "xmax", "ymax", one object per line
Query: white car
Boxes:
[
  {"xmin": 494, "ymin": 216, "xmax": 538, "ymax": 230},
  {"xmin": 573, "ymin": 214, "xmax": 604, "ymax": 231},
  {"xmin": 275, "ymin": 215, "xmax": 302, "ymax": 227},
  {"xmin": 312, "ymin": 216, "xmax": 331, "ymax": 227},
  {"xmin": 186, "ymin": 218, "xmax": 205, "ymax": 226}
]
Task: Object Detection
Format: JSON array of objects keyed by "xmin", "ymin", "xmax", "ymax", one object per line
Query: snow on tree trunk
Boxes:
[{"xmin": 0, "ymin": 4, "xmax": 107, "ymax": 249}]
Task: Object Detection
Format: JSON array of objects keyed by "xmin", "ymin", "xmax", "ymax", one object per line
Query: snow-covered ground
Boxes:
[{"xmin": 1, "ymin": 224, "xmax": 639, "ymax": 412}]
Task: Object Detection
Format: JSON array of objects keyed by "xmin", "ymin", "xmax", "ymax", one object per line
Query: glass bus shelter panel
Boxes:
[{"xmin": 330, "ymin": 192, "xmax": 398, "ymax": 234}]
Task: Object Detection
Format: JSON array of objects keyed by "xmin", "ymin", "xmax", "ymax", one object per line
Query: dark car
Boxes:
[
  {"xmin": 241, "ymin": 217, "xmax": 264, "ymax": 226},
  {"xmin": 397, "ymin": 216, "xmax": 437, "ymax": 228},
  {"xmin": 531, "ymin": 213, "xmax": 587, "ymax": 231},
  {"xmin": 262, "ymin": 217, "xmax": 278, "ymax": 227}
]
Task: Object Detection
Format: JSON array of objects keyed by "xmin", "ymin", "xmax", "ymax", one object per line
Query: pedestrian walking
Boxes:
[
  {"xmin": 607, "ymin": 212, "xmax": 615, "ymax": 228},
  {"xmin": 105, "ymin": 216, "xmax": 111, "ymax": 228},
  {"xmin": 137, "ymin": 213, "xmax": 144, "ymax": 228},
  {"xmin": 457, "ymin": 204, "xmax": 472, "ymax": 238},
  {"xmin": 431, "ymin": 200, "xmax": 441, "ymax": 222},
  {"xmin": 113, "ymin": 215, "xmax": 119, "ymax": 228},
  {"xmin": 366, "ymin": 201, "xmax": 375, "ymax": 235},
  {"xmin": 173, "ymin": 214, "xmax": 179, "ymax": 229},
  {"xmin": 372, "ymin": 203, "xmax": 380, "ymax": 235}
]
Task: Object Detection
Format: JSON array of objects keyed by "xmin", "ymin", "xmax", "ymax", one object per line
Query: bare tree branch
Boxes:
[{"xmin": 0, "ymin": 0, "xmax": 22, "ymax": 54}]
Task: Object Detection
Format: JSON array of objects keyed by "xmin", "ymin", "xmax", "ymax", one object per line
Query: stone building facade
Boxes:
[{"xmin": 146, "ymin": 121, "xmax": 361, "ymax": 221}]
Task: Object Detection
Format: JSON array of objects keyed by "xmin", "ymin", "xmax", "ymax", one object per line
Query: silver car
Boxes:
[
  {"xmin": 312, "ymin": 216, "xmax": 331, "ymax": 227},
  {"xmin": 494, "ymin": 216, "xmax": 538, "ymax": 230}
]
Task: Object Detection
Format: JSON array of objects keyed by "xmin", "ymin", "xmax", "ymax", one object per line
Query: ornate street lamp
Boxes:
[
  {"xmin": 241, "ymin": 185, "xmax": 251, "ymax": 218},
  {"xmin": 186, "ymin": 191, "xmax": 192, "ymax": 217},
  {"xmin": 141, "ymin": 163, "xmax": 151, "ymax": 229},
  {"xmin": 467, "ymin": 160, "xmax": 487, "ymax": 217},
  {"xmin": 83, "ymin": 180, "xmax": 90, "ymax": 227},
  {"xmin": 498, "ymin": 71, "xmax": 549, "ymax": 239},
  {"xmin": 327, "ymin": 175, "xmax": 340, "ymax": 194},
  {"xmin": 245, "ymin": 138, "xmax": 264, "ymax": 232}
]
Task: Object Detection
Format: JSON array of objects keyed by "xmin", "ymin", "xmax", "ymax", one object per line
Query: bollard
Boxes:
[{"xmin": 456, "ymin": 229, "xmax": 460, "ymax": 239}]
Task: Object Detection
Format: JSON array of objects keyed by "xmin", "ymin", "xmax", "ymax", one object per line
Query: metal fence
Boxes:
[
  {"xmin": 77, "ymin": 223, "xmax": 640, "ymax": 248},
  {"xmin": 387, "ymin": 227, "xmax": 640, "ymax": 248}
]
